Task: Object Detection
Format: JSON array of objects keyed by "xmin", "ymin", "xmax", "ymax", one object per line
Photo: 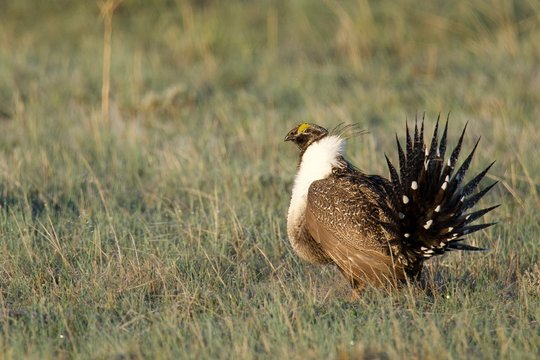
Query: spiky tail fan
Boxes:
[{"xmin": 380, "ymin": 115, "xmax": 498, "ymax": 269}]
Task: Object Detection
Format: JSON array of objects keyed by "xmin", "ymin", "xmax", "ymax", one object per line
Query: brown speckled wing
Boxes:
[{"xmin": 305, "ymin": 175, "xmax": 406, "ymax": 287}]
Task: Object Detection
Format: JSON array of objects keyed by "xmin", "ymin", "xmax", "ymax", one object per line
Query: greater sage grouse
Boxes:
[{"xmin": 285, "ymin": 118, "xmax": 497, "ymax": 289}]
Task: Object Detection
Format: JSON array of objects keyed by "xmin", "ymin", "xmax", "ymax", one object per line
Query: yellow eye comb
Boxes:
[{"xmin": 297, "ymin": 123, "xmax": 310, "ymax": 134}]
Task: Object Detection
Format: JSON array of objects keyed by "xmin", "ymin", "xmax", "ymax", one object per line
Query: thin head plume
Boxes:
[{"xmin": 331, "ymin": 122, "xmax": 369, "ymax": 139}]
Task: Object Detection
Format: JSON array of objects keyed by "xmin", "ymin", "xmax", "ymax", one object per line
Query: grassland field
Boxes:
[{"xmin": 0, "ymin": 0, "xmax": 539, "ymax": 359}]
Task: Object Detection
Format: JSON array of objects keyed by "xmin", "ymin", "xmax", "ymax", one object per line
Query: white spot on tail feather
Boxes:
[
  {"xmin": 435, "ymin": 205, "xmax": 441, "ymax": 212},
  {"xmin": 424, "ymin": 219, "xmax": 433, "ymax": 229},
  {"xmin": 404, "ymin": 233, "xmax": 410, "ymax": 238},
  {"xmin": 402, "ymin": 195, "xmax": 409, "ymax": 204},
  {"xmin": 441, "ymin": 182, "xmax": 448, "ymax": 190},
  {"xmin": 411, "ymin": 181, "xmax": 418, "ymax": 190}
]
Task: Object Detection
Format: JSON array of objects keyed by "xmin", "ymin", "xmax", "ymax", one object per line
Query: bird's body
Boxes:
[{"xmin": 285, "ymin": 119, "xmax": 497, "ymax": 289}]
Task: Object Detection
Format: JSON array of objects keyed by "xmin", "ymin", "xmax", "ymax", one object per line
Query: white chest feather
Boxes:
[{"xmin": 287, "ymin": 135, "xmax": 345, "ymax": 230}]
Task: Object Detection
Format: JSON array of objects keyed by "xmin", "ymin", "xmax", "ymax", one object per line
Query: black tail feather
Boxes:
[
  {"xmin": 460, "ymin": 222, "xmax": 497, "ymax": 236},
  {"xmin": 396, "ymin": 135, "xmax": 406, "ymax": 182},
  {"xmin": 438, "ymin": 116, "xmax": 449, "ymax": 159},
  {"xmin": 462, "ymin": 181, "xmax": 498, "ymax": 211},
  {"xmin": 381, "ymin": 116, "xmax": 498, "ymax": 265},
  {"xmin": 448, "ymin": 123, "xmax": 467, "ymax": 172},
  {"xmin": 449, "ymin": 137, "xmax": 481, "ymax": 194},
  {"xmin": 462, "ymin": 161, "xmax": 496, "ymax": 197},
  {"xmin": 461, "ymin": 204, "xmax": 501, "ymax": 225},
  {"xmin": 446, "ymin": 242, "xmax": 487, "ymax": 251}
]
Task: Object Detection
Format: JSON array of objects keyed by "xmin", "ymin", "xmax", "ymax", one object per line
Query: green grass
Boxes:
[{"xmin": 0, "ymin": 0, "xmax": 539, "ymax": 358}]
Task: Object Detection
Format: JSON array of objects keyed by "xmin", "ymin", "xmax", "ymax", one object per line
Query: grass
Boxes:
[{"xmin": 0, "ymin": 0, "xmax": 539, "ymax": 358}]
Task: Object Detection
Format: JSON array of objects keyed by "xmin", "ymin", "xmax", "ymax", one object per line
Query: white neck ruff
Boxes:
[{"xmin": 287, "ymin": 135, "xmax": 345, "ymax": 228}]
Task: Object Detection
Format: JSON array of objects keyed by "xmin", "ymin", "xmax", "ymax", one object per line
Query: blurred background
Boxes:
[
  {"xmin": 3, "ymin": 0, "xmax": 539, "ymax": 121},
  {"xmin": 0, "ymin": 0, "xmax": 538, "ymax": 358}
]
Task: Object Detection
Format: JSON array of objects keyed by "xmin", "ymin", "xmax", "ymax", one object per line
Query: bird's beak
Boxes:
[{"xmin": 284, "ymin": 133, "xmax": 295, "ymax": 142}]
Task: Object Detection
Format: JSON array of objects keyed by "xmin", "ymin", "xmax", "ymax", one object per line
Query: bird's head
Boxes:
[{"xmin": 284, "ymin": 123, "xmax": 329, "ymax": 152}]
